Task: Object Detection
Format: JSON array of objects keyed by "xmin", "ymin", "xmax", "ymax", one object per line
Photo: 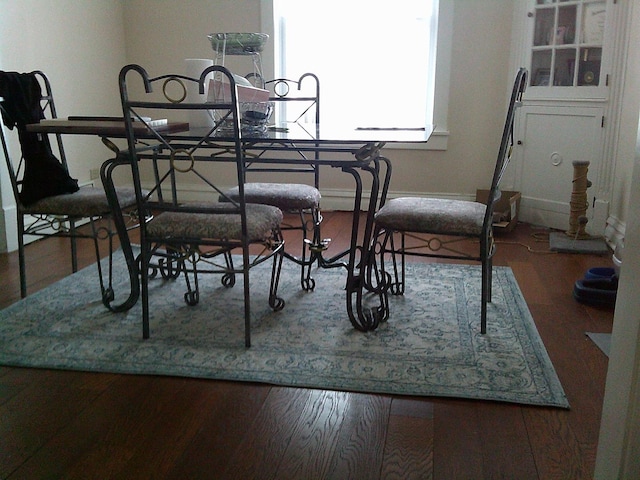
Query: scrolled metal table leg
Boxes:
[
  {"xmin": 342, "ymin": 157, "xmax": 389, "ymax": 331},
  {"xmin": 100, "ymin": 154, "xmax": 140, "ymax": 312}
]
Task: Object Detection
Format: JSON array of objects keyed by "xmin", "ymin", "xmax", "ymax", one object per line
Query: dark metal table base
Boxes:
[{"xmin": 100, "ymin": 140, "xmax": 393, "ymax": 331}]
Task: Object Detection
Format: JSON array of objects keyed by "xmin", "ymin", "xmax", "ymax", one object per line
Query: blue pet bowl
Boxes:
[
  {"xmin": 573, "ymin": 277, "xmax": 617, "ymax": 308},
  {"xmin": 584, "ymin": 267, "xmax": 616, "ymax": 280}
]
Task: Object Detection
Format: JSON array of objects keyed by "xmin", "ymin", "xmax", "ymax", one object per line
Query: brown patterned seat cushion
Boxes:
[
  {"xmin": 222, "ymin": 182, "xmax": 320, "ymax": 211},
  {"xmin": 22, "ymin": 186, "xmax": 138, "ymax": 217},
  {"xmin": 146, "ymin": 203, "xmax": 283, "ymax": 242},
  {"xmin": 375, "ymin": 197, "xmax": 487, "ymax": 236}
]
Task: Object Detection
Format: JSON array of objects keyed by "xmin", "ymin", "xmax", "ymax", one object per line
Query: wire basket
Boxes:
[
  {"xmin": 208, "ymin": 33, "xmax": 269, "ymax": 55},
  {"xmin": 216, "ymin": 101, "xmax": 274, "ymax": 136}
]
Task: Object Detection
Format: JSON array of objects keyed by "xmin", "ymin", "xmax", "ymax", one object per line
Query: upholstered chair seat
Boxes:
[
  {"xmin": 223, "ymin": 182, "xmax": 320, "ymax": 211},
  {"xmin": 147, "ymin": 203, "xmax": 283, "ymax": 242},
  {"xmin": 221, "ymin": 177, "xmax": 322, "ymax": 294},
  {"xmin": 23, "ymin": 186, "xmax": 138, "ymax": 217},
  {"xmin": 375, "ymin": 198, "xmax": 487, "ymax": 236}
]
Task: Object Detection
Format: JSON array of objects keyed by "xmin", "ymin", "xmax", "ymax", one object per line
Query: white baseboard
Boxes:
[
  {"xmin": 1, "ymin": 204, "xmax": 17, "ymax": 253},
  {"xmin": 0, "ymin": 207, "xmax": 7, "ymax": 253},
  {"xmin": 142, "ymin": 181, "xmax": 475, "ymax": 212},
  {"xmin": 605, "ymin": 215, "xmax": 626, "ymax": 250},
  {"xmin": 316, "ymin": 188, "xmax": 472, "ymax": 211}
]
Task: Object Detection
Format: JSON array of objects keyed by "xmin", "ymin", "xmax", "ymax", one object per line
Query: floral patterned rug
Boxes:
[{"xmin": 0, "ymin": 252, "xmax": 568, "ymax": 408}]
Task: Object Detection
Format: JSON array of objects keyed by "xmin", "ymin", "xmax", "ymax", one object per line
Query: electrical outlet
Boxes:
[{"xmin": 90, "ymin": 168, "xmax": 100, "ymax": 180}]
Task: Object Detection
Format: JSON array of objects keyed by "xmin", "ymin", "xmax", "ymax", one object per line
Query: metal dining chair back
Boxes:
[
  {"xmin": 374, "ymin": 68, "xmax": 528, "ymax": 334},
  {"xmin": 222, "ymin": 73, "xmax": 323, "ymax": 291},
  {"xmin": 0, "ymin": 70, "xmax": 138, "ymax": 307},
  {"xmin": 118, "ymin": 63, "xmax": 286, "ymax": 346}
]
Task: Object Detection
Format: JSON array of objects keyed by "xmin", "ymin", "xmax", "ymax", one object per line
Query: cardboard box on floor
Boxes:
[{"xmin": 475, "ymin": 189, "xmax": 521, "ymax": 233}]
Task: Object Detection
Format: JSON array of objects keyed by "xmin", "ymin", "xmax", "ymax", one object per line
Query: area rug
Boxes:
[{"xmin": 0, "ymin": 251, "xmax": 569, "ymax": 408}]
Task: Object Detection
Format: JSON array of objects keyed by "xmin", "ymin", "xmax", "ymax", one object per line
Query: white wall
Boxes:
[
  {"xmin": 0, "ymin": 0, "xmax": 127, "ymax": 175},
  {"xmin": 0, "ymin": 0, "xmax": 128, "ymax": 251},
  {"xmin": 591, "ymin": 7, "xmax": 640, "ymax": 472},
  {"xmin": 605, "ymin": 1, "xmax": 640, "ymax": 246},
  {"xmin": 595, "ymin": 93, "xmax": 640, "ymax": 480}
]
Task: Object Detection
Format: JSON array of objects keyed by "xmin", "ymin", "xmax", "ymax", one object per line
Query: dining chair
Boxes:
[
  {"xmin": 0, "ymin": 70, "xmax": 138, "ymax": 306},
  {"xmin": 222, "ymin": 73, "xmax": 322, "ymax": 291},
  {"xmin": 374, "ymin": 68, "xmax": 528, "ymax": 334},
  {"xmin": 118, "ymin": 63, "xmax": 285, "ymax": 347}
]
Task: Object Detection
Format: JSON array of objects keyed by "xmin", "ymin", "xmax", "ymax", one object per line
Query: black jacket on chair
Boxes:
[{"xmin": 0, "ymin": 71, "xmax": 79, "ymax": 206}]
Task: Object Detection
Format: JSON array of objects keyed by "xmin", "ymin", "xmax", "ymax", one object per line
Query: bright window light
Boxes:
[{"xmin": 272, "ymin": 0, "xmax": 437, "ymax": 128}]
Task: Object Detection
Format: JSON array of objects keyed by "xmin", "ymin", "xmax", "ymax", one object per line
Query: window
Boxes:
[{"xmin": 261, "ymin": 0, "xmax": 451, "ymax": 149}]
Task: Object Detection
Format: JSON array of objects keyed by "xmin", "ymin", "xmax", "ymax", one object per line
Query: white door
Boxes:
[{"xmin": 514, "ymin": 104, "xmax": 605, "ymax": 233}]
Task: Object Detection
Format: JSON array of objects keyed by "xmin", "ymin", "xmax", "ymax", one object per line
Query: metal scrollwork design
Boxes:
[
  {"xmin": 170, "ymin": 149, "xmax": 195, "ymax": 173},
  {"xmin": 272, "ymin": 79, "xmax": 291, "ymax": 98},
  {"xmin": 162, "ymin": 77, "xmax": 187, "ymax": 104},
  {"xmin": 354, "ymin": 142, "xmax": 384, "ymax": 161}
]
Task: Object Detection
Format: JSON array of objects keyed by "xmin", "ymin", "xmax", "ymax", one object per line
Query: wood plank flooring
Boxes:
[{"xmin": 0, "ymin": 212, "xmax": 614, "ymax": 479}]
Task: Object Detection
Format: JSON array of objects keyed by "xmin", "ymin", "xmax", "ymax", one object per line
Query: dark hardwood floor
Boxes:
[{"xmin": 0, "ymin": 211, "xmax": 613, "ymax": 479}]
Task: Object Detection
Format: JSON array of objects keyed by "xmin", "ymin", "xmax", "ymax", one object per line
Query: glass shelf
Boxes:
[{"xmin": 530, "ymin": 0, "xmax": 606, "ymax": 88}]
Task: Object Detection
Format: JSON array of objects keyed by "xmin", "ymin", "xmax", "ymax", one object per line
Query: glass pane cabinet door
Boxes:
[{"xmin": 530, "ymin": 0, "xmax": 606, "ymax": 90}]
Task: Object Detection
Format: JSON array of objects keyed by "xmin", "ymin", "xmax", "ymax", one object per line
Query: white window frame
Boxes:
[{"xmin": 260, "ymin": 0, "xmax": 451, "ymax": 150}]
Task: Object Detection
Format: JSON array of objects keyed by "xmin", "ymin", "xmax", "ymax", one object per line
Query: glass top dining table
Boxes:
[
  {"xmin": 28, "ymin": 117, "xmax": 434, "ymax": 331},
  {"xmin": 32, "ymin": 117, "xmax": 431, "ymax": 145}
]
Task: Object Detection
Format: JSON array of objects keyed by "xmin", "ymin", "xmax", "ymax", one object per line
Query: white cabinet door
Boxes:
[{"xmin": 514, "ymin": 104, "xmax": 604, "ymax": 233}]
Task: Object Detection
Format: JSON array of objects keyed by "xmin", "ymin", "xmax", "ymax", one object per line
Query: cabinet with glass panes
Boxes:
[{"xmin": 530, "ymin": 0, "xmax": 606, "ymax": 89}]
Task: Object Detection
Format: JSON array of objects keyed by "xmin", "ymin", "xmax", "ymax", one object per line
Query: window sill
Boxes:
[{"xmin": 383, "ymin": 128, "xmax": 449, "ymax": 151}]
